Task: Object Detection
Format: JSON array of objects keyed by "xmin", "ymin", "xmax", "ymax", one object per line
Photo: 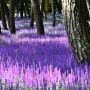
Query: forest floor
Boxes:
[{"xmin": 0, "ymin": 14, "xmax": 90, "ymax": 89}]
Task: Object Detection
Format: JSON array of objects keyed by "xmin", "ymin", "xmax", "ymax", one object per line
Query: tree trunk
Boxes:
[
  {"xmin": 86, "ymin": 0, "xmax": 90, "ymax": 16},
  {"xmin": 52, "ymin": 0, "xmax": 56, "ymax": 27},
  {"xmin": 24, "ymin": 1, "xmax": 30, "ymax": 17},
  {"xmin": 31, "ymin": 0, "xmax": 45, "ymax": 34},
  {"xmin": 30, "ymin": 6, "xmax": 34, "ymax": 28},
  {"xmin": 20, "ymin": 0, "xmax": 24, "ymax": 18},
  {"xmin": 9, "ymin": 0, "xmax": 16, "ymax": 34},
  {"xmin": 40, "ymin": 0, "xmax": 44, "ymax": 18},
  {"xmin": 62, "ymin": 0, "xmax": 90, "ymax": 64},
  {"xmin": 0, "ymin": 0, "xmax": 8, "ymax": 30},
  {"xmin": 54, "ymin": 0, "xmax": 62, "ymax": 13},
  {"xmin": 0, "ymin": 12, "xmax": 1, "ymax": 34},
  {"xmin": 3, "ymin": 1, "xmax": 10, "ymax": 28},
  {"xmin": 0, "ymin": 26, "xmax": 1, "ymax": 34},
  {"xmin": 0, "ymin": 12, "xmax": 1, "ymax": 19}
]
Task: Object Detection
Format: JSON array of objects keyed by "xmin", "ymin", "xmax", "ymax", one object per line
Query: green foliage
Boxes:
[
  {"xmin": 29, "ymin": 86, "xmax": 33, "ymax": 90},
  {"xmin": 49, "ymin": 0, "xmax": 53, "ymax": 3}
]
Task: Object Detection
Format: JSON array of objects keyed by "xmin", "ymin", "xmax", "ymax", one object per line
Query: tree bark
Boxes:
[
  {"xmin": 0, "ymin": 10, "xmax": 1, "ymax": 20},
  {"xmin": 9, "ymin": 0, "xmax": 16, "ymax": 34},
  {"xmin": 0, "ymin": 0, "xmax": 8, "ymax": 30},
  {"xmin": 86, "ymin": 0, "xmax": 90, "ymax": 16},
  {"xmin": 3, "ymin": 1, "xmax": 10, "ymax": 28},
  {"xmin": 62, "ymin": 0, "xmax": 90, "ymax": 64},
  {"xmin": 24, "ymin": 0, "xmax": 31, "ymax": 17},
  {"xmin": 31, "ymin": 0, "xmax": 45, "ymax": 34},
  {"xmin": 54, "ymin": 0, "xmax": 62, "ymax": 13},
  {"xmin": 40, "ymin": 0, "xmax": 44, "ymax": 18},
  {"xmin": 20, "ymin": 0, "xmax": 24, "ymax": 18},
  {"xmin": 30, "ymin": 6, "xmax": 34, "ymax": 28},
  {"xmin": 0, "ymin": 12, "xmax": 1, "ymax": 34},
  {"xmin": 52, "ymin": 0, "xmax": 56, "ymax": 27}
]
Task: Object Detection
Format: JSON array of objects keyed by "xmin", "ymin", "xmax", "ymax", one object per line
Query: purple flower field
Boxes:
[{"xmin": 0, "ymin": 15, "xmax": 90, "ymax": 90}]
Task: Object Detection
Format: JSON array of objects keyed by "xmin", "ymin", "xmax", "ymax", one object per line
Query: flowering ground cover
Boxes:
[{"xmin": 0, "ymin": 14, "xmax": 90, "ymax": 90}]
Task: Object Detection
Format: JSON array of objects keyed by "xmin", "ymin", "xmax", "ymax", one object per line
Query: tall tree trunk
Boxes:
[
  {"xmin": 20, "ymin": 0, "xmax": 24, "ymax": 18},
  {"xmin": 3, "ymin": 1, "xmax": 10, "ymax": 28},
  {"xmin": 54, "ymin": 0, "xmax": 62, "ymax": 13},
  {"xmin": 0, "ymin": 26, "xmax": 1, "ymax": 34},
  {"xmin": 52, "ymin": 0, "xmax": 56, "ymax": 27},
  {"xmin": 40, "ymin": 0, "xmax": 44, "ymax": 18},
  {"xmin": 0, "ymin": 0, "xmax": 8, "ymax": 30},
  {"xmin": 0, "ymin": 12, "xmax": 1, "ymax": 34},
  {"xmin": 9, "ymin": 0, "xmax": 16, "ymax": 34},
  {"xmin": 62, "ymin": 0, "xmax": 90, "ymax": 64},
  {"xmin": 0, "ymin": 12, "xmax": 1, "ymax": 19},
  {"xmin": 44, "ymin": 11, "xmax": 47, "ymax": 20},
  {"xmin": 24, "ymin": 0, "xmax": 31, "ymax": 17},
  {"xmin": 30, "ymin": 6, "xmax": 34, "ymax": 28},
  {"xmin": 31, "ymin": 0, "xmax": 45, "ymax": 34},
  {"xmin": 86, "ymin": 0, "xmax": 90, "ymax": 16}
]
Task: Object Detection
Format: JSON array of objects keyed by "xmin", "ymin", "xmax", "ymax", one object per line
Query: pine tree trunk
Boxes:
[
  {"xmin": 31, "ymin": 0, "xmax": 45, "ymax": 34},
  {"xmin": 9, "ymin": 0, "xmax": 16, "ymax": 34},
  {"xmin": 62, "ymin": 0, "xmax": 90, "ymax": 64}
]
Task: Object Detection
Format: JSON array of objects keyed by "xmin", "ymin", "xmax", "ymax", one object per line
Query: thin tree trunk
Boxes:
[
  {"xmin": 44, "ymin": 11, "xmax": 47, "ymax": 20},
  {"xmin": 0, "ymin": 12, "xmax": 1, "ymax": 34},
  {"xmin": 52, "ymin": 0, "xmax": 56, "ymax": 27},
  {"xmin": 3, "ymin": 1, "xmax": 10, "ymax": 28},
  {"xmin": 30, "ymin": 7, "xmax": 34, "ymax": 28},
  {"xmin": 0, "ymin": 12, "xmax": 1, "ymax": 19},
  {"xmin": 40, "ymin": 0, "xmax": 44, "ymax": 18},
  {"xmin": 54, "ymin": 0, "xmax": 62, "ymax": 13},
  {"xmin": 62, "ymin": 0, "xmax": 90, "ymax": 64},
  {"xmin": 9, "ymin": 0, "xmax": 16, "ymax": 34},
  {"xmin": 0, "ymin": 26, "xmax": 1, "ymax": 34},
  {"xmin": 24, "ymin": 0, "xmax": 31, "ymax": 17},
  {"xmin": 20, "ymin": 0, "xmax": 24, "ymax": 18},
  {"xmin": 0, "ymin": 0, "xmax": 8, "ymax": 30},
  {"xmin": 86, "ymin": 0, "xmax": 90, "ymax": 17},
  {"xmin": 31, "ymin": 0, "xmax": 44, "ymax": 34}
]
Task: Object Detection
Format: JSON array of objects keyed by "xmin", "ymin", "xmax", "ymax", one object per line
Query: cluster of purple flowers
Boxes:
[{"xmin": 0, "ymin": 15, "xmax": 90, "ymax": 89}]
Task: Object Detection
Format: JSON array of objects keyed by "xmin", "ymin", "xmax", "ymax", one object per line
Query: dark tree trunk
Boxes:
[
  {"xmin": 0, "ymin": 0, "xmax": 8, "ymax": 30},
  {"xmin": 52, "ymin": 0, "xmax": 56, "ymax": 27},
  {"xmin": 3, "ymin": 1, "xmax": 10, "ymax": 28},
  {"xmin": 20, "ymin": 0, "xmax": 24, "ymax": 18},
  {"xmin": 86, "ymin": 0, "xmax": 90, "ymax": 17},
  {"xmin": 9, "ymin": 0, "xmax": 16, "ymax": 34},
  {"xmin": 0, "ymin": 26, "xmax": 1, "ymax": 34},
  {"xmin": 31, "ymin": 0, "xmax": 44, "ymax": 34},
  {"xmin": 24, "ymin": 0, "xmax": 31, "ymax": 17},
  {"xmin": 30, "ymin": 7, "xmax": 34, "ymax": 28},
  {"xmin": 0, "ymin": 12, "xmax": 1, "ymax": 34},
  {"xmin": 40, "ymin": 0, "xmax": 44, "ymax": 18},
  {"xmin": 62, "ymin": 0, "xmax": 90, "ymax": 64},
  {"xmin": 54, "ymin": 0, "xmax": 62, "ymax": 13},
  {"xmin": 44, "ymin": 11, "xmax": 47, "ymax": 20},
  {"xmin": 0, "ymin": 12, "xmax": 1, "ymax": 19}
]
